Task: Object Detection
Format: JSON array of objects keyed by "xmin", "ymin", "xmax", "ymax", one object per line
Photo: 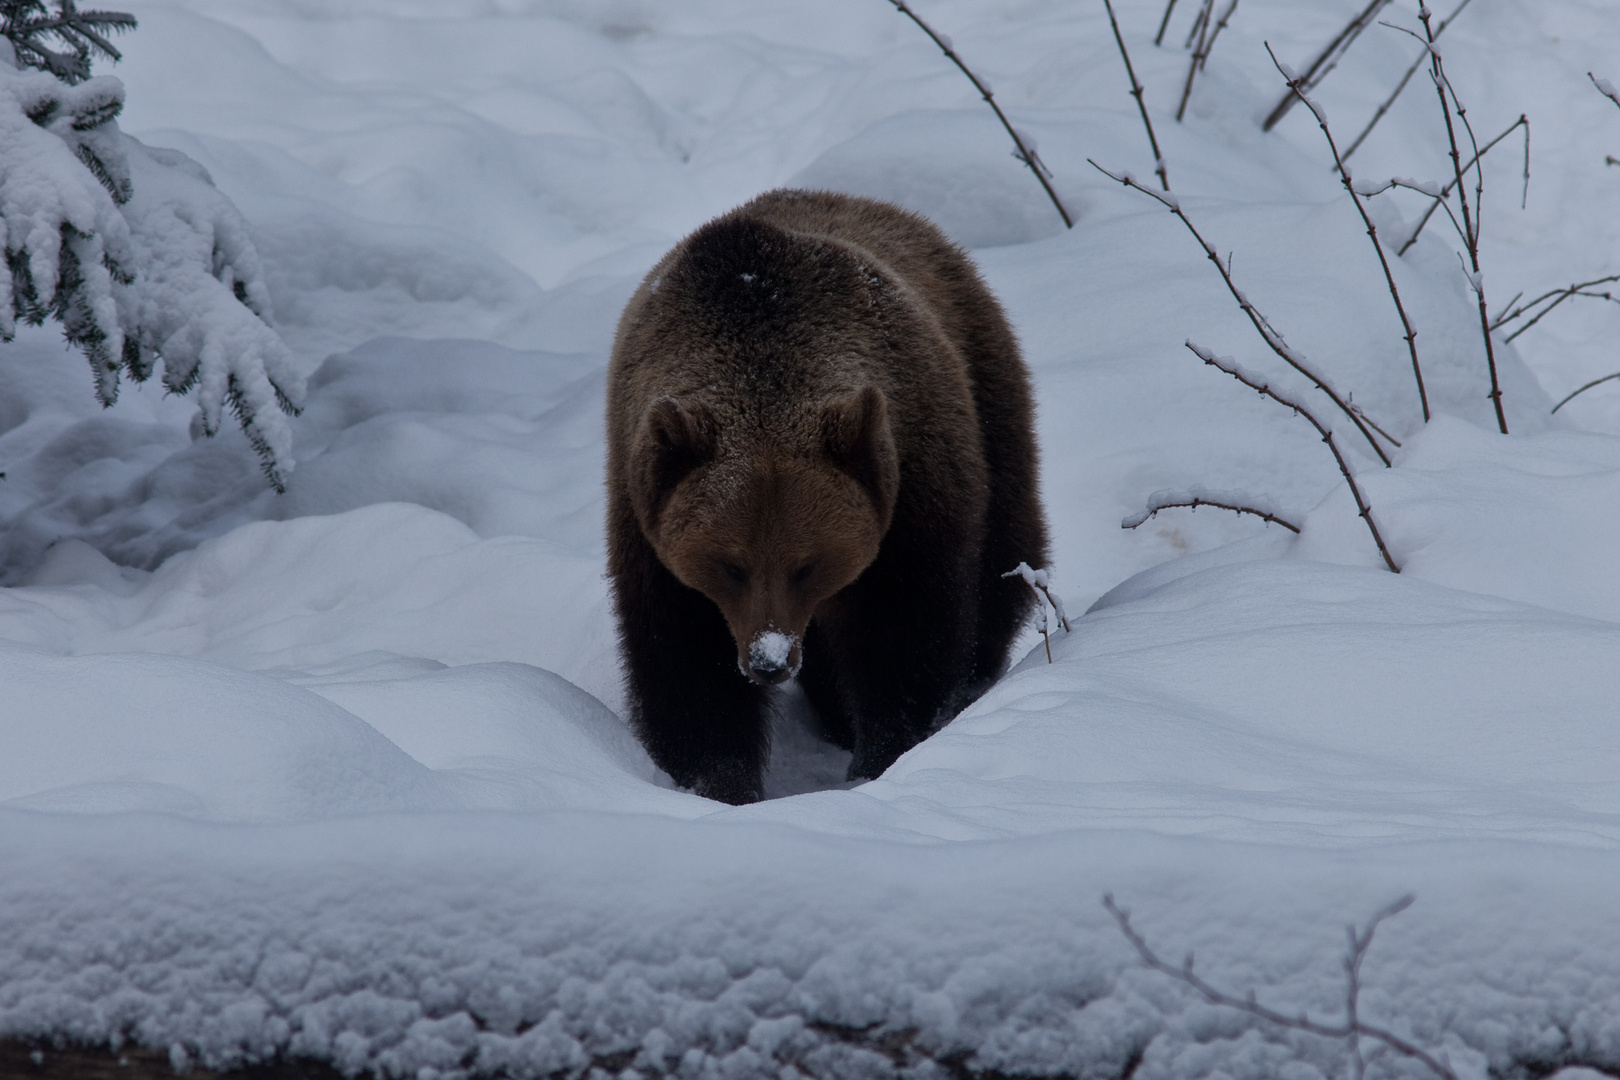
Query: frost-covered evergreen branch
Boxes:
[
  {"xmin": 0, "ymin": 0, "xmax": 135, "ymax": 84},
  {"xmin": 0, "ymin": 34, "xmax": 304, "ymax": 488}
]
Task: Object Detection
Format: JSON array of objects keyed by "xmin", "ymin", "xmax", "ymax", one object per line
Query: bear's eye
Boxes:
[
  {"xmin": 791, "ymin": 563, "xmax": 815, "ymax": 586},
  {"xmin": 722, "ymin": 562, "xmax": 747, "ymax": 585}
]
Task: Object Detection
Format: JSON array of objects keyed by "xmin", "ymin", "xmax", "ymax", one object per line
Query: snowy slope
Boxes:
[{"xmin": 4, "ymin": 0, "xmax": 1620, "ymax": 1077}]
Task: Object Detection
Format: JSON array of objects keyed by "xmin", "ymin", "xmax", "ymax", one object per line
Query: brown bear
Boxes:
[{"xmin": 605, "ymin": 189, "xmax": 1048, "ymax": 805}]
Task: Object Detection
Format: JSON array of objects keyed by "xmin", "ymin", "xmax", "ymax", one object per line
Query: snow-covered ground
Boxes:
[{"xmin": 4, "ymin": 1, "xmax": 1620, "ymax": 1077}]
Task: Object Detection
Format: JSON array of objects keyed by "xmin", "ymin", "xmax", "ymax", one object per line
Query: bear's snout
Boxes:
[{"xmin": 743, "ymin": 629, "xmax": 801, "ymax": 685}]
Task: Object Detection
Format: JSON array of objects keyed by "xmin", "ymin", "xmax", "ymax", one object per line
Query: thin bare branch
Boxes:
[
  {"xmin": 885, "ymin": 0, "xmax": 1073, "ymax": 228},
  {"xmin": 1103, "ymin": 0, "xmax": 1170, "ymax": 190},
  {"xmin": 1262, "ymin": 0, "xmax": 1393, "ymax": 132},
  {"xmin": 1181, "ymin": 0, "xmax": 1211, "ymax": 51},
  {"xmin": 1176, "ymin": 0, "xmax": 1238, "ymax": 122},
  {"xmin": 1394, "ymin": 114, "xmax": 1526, "ymax": 255},
  {"xmin": 1089, "ymin": 159, "xmax": 1394, "ymax": 465},
  {"xmin": 1491, "ymin": 274, "xmax": 1620, "ymax": 341},
  {"xmin": 1153, "ymin": 0, "xmax": 1181, "ymax": 47},
  {"xmin": 1390, "ymin": 12, "xmax": 1507, "ymax": 431},
  {"xmin": 1103, "ymin": 893, "xmax": 1453, "ymax": 1080},
  {"xmin": 1267, "ymin": 42, "xmax": 1429, "ymax": 421},
  {"xmin": 1342, "ymin": 0, "xmax": 1474, "ymax": 163},
  {"xmin": 1123, "ymin": 493, "xmax": 1302, "ymax": 533},
  {"xmin": 1186, "ymin": 341, "xmax": 1400, "ymax": 571},
  {"xmin": 1552, "ymin": 371, "xmax": 1620, "ymax": 414},
  {"xmin": 1592, "ymin": 72, "xmax": 1620, "ymax": 111}
]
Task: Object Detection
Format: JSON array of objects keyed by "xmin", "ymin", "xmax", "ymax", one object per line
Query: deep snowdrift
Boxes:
[{"xmin": 3, "ymin": 0, "xmax": 1620, "ymax": 1077}]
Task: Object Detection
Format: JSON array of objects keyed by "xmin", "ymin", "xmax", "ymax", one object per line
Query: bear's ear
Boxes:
[
  {"xmin": 632, "ymin": 396, "xmax": 715, "ymax": 531},
  {"xmin": 823, "ymin": 385, "xmax": 899, "ymax": 526}
]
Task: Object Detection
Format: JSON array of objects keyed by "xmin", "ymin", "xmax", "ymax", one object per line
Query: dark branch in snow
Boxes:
[
  {"xmin": 1265, "ymin": 42, "xmax": 1430, "ymax": 422},
  {"xmin": 1342, "ymin": 0, "xmax": 1474, "ymax": 163},
  {"xmin": 1176, "ymin": 0, "xmax": 1238, "ymax": 123},
  {"xmin": 1551, "ymin": 371, "xmax": 1620, "ymax": 415},
  {"xmin": 1153, "ymin": 0, "xmax": 1180, "ymax": 47},
  {"xmin": 1104, "ymin": 892, "xmax": 1455, "ymax": 1080},
  {"xmin": 1394, "ymin": 114, "xmax": 1527, "ymax": 255},
  {"xmin": 1124, "ymin": 489, "xmax": 1302, "ymax": 533},
  {"xmin": 884, "ymin": 0, "xmax": 1072, "ymax": 228},
  {"xmin": 1088, "ymin": 159, "xmax": 1394, "ymax": 466},
  {"xmin": 1381, "ymin": 14, "xmax": 1507, "ymax": 432},
  {"xmin": 1102, "ymin": 0, "xmax": 1169, "ymax": 191},
  {"xmin": 1491, "ymin": 274, "xmax": 1620, "ymax": 343},
  {"xmin": 1262, "ymin": 0, "xmax": 1392, "ymax": 132},
  {"xmin": 1185, "ymin": 341, "xmax": 1400, "ymax": 572}
]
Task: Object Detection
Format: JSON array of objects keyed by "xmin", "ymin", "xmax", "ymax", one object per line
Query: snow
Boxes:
[{"xmin": 4, "ymin": 0, "xmax": 1620, "ymax": 1077}]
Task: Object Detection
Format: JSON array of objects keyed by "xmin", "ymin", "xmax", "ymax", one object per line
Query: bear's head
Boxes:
[{"xmin": 629, "ymin": 385, "xmax": 899, "ymax": 685}]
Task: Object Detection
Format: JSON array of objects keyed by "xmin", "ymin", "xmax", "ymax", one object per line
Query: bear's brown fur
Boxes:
[{"xmin": 606, "ymin": 189, "xmax": 1048, "ymax": 804}]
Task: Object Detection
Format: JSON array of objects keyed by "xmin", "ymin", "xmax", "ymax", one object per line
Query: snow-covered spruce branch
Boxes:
[
  {"xmin": 1392, "ymin": 113, "xmax": 1527, "ymax": 255},
  {"xmin": 1087, "ymin": 160, "xmax": 1395, "ymax": 466},
  {"xmin": 1261, "ymin": 0, "xmax": 1392, "ymax": 132},
  {"xmin": 1175, "ymin": 0, "xmax": 1238, "ymax": 124},
  {"xmin": 1103, "ymin": 892, "xmax": 1459, "ymax": 1080},
  {"xmin": 0, "ymin": 50, "xmax": 303, "ymax": 488},
  {"xmin": 1123, "ymin": 488, "xmax": 1301, "ymax": 533},
  {"xmin": 883, "ymin": 0, "xmax": 1072, "ymax": 228},
  {"xmin": 1491, "ymin": 273, "xmax": 1620, "ymax": 343},
  {"xmin": 1002, "ymin": 561, "xmax": 1069, "ymax": 663},
  {"xmin": 1265, "ymin": 43, "xmax": 1430, "ymax": 422},
  {"xmin": 1342, "ymin": 0, "xmax": 1474, "ymax": 164},
  {"xmin": 0, "ymin": 0, "xmax": 135, "ymax": 85},
  {"xmin": 1396, "ymin": 11, "xmax": 1508, "ymax": 434},
  {"xmin": 1101, "ymin": 0, "xmax": 1169, "ymax": 191},
  {"xmin": 1186, "ymin": 341, "xmax": 1399, "ymax": 572}
]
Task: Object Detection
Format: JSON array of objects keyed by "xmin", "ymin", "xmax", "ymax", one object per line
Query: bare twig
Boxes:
[
  {"xmin": 1491, "ymin": 274, "xmax": 1620, "ymax": 342},
  {"xmin": 1187, "ymin": 342, "xmax": 1400, "ymax": 572},
  {"xmin": 1267, "ymin": 43, "xmax": 1429, "ymax": 422},
  {"xmin": 1592, "ymin": 72, "xmax": 1620, "ymax": 111},
  {"xmin": 1552, "ymin": 372, "xmax": 1620, "ymax": 414},
  {"xmin": 1103, "ymin": 892, "xmax": 1454, "ymax": 1080},
  {"xmin": 1394, "ymin": 114, "xmax": 1527, "ymax": 254},
  {"xmin": 1181, "ymin": 0, "xmax": 1211, "ymax": 51},
  {"xmin": 1390, "ymin": 14, "xmax": 1507, "ymax": 432},
  {"xmin": 1103, "ymin": 0, "xmax": 1170, "ymax": 190},
  {"xmin": 884, "ymin": 0, "xmax": 1073, "ymax": 228},
  {"xmin": 1089, "ymin": 160, "xmax": 1394, "ymax": 465},
  {"xmin": 1153, "ymin": 0, "xmax": 1182, "ymax": 47},
  {"xmin": 1342, "ymin": 0, "xmax": 1475, "ymax": 163},
  {"xmin": 1176, "ymin": 0, "xmax": 1238, "ymax": 122},
  {"xmin": 1123, "ymin": 491, "xmax": 1302, "ymax": 533},
  {"xmin": 1262, "ymin": 0, "xmax": 1394, "ymax": 132},
  {"xmin": 1002, "ymin": 562, "xmax": 1070, "ymax": 662}
]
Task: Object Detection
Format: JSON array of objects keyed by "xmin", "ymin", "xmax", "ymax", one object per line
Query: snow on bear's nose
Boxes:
[{"xmin": 747, "ymin": 629, "xmax": 799, "ymax": 684}]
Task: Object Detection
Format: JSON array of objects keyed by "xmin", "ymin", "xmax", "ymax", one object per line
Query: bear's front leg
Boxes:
[
  {"xmin": 611, "ymin": 526, "xmax": 770, "ymax": 804},
  {"xmin": 827, "ymin": 548, "xmax": 980, "ymax": 782}
]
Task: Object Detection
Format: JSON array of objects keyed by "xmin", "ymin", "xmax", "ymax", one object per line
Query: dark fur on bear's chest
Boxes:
[{"xmin": 605, "ymin": 189, "xmax": 1049, "ymax": 805}]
